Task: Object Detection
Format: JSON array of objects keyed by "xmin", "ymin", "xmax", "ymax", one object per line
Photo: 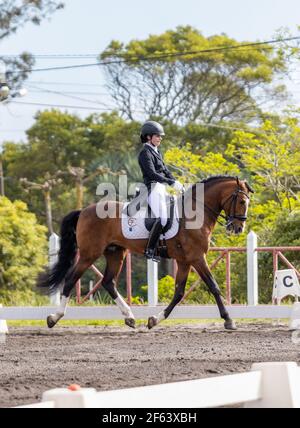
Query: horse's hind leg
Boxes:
[
  {"xmin": 47, "ymin": 256, "xmax": 93, "ymax": 328},
  {"xmin": 102, "ymin": 247, "xmax": 135, "ymax": 329},
  {"xmin": 148, "ymin": 262, "xmax": 191, "ymax": 329}
]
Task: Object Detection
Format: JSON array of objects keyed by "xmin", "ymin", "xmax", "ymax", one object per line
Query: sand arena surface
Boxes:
[{"xmin": 0, "ymin": 322, "xmax": 300, "ymax": 408}]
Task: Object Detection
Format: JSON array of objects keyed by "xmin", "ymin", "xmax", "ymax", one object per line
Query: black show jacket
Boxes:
[{"xmin": 138, "ymin": 144, "xmax": 176, "ymax": 189}]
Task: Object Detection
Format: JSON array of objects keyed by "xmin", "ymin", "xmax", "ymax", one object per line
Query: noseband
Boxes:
[
  {"xmin": 221, "ymin": 189, "xmax": 250, "ymax": 226},
  {"xmin": 191, "ymin": 178, "xmax": 252, "ymax": 228}
]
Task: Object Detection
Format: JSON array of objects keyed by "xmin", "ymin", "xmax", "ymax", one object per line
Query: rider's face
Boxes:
[{"xmin": 150, "ymin": 134, "xmax": 163, "ymax": 147}]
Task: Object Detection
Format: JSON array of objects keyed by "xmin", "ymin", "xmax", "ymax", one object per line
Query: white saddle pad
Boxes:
[{"xmin": 121, "ymin": 202, "xmax": 180, "ymax": 240}]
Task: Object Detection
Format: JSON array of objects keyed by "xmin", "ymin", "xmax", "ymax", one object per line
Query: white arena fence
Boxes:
[
  {"xmin": 0, "ymin": 304, "xmax": 297, "ymax": 321},
  {"xmin": 16, "ymin": 362, "xmax": 300, "ymax": 408},
  {"xmin": 1, "ymin": 228, "xmax": 300, "ymax": 322}
]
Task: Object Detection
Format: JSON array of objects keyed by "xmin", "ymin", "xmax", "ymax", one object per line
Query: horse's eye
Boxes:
[{"xmin": 240, "ymin": 200, "xmax": 246, "ymax": 205}]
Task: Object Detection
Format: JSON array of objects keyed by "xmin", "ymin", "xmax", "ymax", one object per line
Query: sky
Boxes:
[{"xmin": 0, "ymin": 0, "xmax": 300, "ymax": 144}]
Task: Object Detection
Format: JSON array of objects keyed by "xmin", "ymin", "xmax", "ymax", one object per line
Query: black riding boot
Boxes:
[{"xmin": 145, "ymin": 219, "xmax": 163, "ymax": 263}]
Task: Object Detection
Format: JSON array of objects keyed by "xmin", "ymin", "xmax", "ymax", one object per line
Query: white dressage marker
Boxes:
[
  {"xmin": 0, "ymin": 304, "xmax": 8, "ymax": 335},
  {"xmin": 273, "ymin": 269, "xmax": 300, "ymax": 303}
]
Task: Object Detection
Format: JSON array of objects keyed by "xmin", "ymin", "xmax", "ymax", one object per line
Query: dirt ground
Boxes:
[{"xmin": 0, "ymin": 322, "xmax": 300, "ymax": 408}]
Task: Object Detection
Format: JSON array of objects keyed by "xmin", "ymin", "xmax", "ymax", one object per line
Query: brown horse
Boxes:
[{"xmin": 38, "ymin": 176, "xmax": 253, "ymax": 331}]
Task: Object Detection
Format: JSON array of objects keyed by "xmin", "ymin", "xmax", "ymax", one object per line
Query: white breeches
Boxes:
[{"xmin": 147, "ymin": 182, "xmax": 169, "ymax": 227}]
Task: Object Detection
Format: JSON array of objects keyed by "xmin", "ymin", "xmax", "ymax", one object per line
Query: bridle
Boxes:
[
  {"xmin": 191, "ymin": 178, "xmax": 252, "ymax": 228},
  {"xmin": 220, "ymin": 188, "xmax": 250, "ymax": 227}
]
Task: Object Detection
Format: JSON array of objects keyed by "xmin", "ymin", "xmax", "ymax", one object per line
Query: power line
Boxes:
[
  {"xmin": 3, "ymin": 101, "xmax": 296, "ymax": 137},
  {"xmin": 0, "ymin": 130, "xmax": 26, "ymax": 132},
  {"xmin": 26, "ymin": 80, "xmax": 107, "ymax": 87},
  {"xmin": 28, "ymin": 89, "xmax": 110, "ymax": 96},
  {"xmin": 26, "ymin": 84, "xmax": 112, "ymax": 107},
  {"xmin": 11, "ymin": 36, "xmax": 300, "ymax": 74},
  {"xmin": 10, "ymin": 100, "xmax": 116, "ymax": 111},
  {"xmin": 0, "ymin": 54, "xmax": 100, "ymax": 59}
]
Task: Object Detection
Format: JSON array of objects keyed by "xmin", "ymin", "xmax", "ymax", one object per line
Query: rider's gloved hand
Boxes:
[{"xmin": 172, "ymin": 181, "xmax": 184, "ymax": 192}]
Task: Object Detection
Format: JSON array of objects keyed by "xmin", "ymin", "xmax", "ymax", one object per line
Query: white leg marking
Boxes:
[
  {"xmin": 157, "ymin": 310, "xmax": 166, "ymax": 324},
  {"xmin": 51, "ymin": 295, "xmax": 69, "ymax": 323},
  {"xmin": 115, "ymin": 294, "xmax": 134, "ymax": 319}
]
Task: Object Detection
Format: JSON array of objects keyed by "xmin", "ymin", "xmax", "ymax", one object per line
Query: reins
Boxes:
[{"xmin": 190, "ymin": 178, "xmax": 251, "ymax": 228}]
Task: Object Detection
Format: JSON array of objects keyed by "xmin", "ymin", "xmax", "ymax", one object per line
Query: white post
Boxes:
[
  {"xmin": 49, "ymin": 233, "xmax": 60, "ymax": 306},
  {"xmin": 247, "ymin": 231, "xmax": 258, "ymax": 306},
  {"xmin": 89, "ymin": 281, "xmax": 94, "ymax": 302},
  {"xmin": 147, "ymin": 260, "xmax": 158, "ymax": 306},
  {"xmin": 0, "ymin": 304, "xmax": 8, "ymax": 335},
  {"xmin": 245, "ymin": 362, "xmax": 300, "ymax": 408}
]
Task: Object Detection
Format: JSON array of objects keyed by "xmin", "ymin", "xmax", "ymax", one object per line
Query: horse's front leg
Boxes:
[
  {"xmin": 192, "ymin": 257, "xmax": 237, "ymax": 331},
  {"xmin": 148, "ymin": 262, "xmax": 191, "ymax": 329}
]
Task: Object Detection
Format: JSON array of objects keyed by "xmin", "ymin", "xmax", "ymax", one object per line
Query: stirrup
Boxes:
[{"xmin": 144, "ymin": 249, "xmax": 161, "ymax": 263}]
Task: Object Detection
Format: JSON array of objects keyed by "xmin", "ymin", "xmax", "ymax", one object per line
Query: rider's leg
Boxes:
[
  {"xmin": 144, "ymin": 218, "xmax": 163, "ymax": 262},
  {"xmin": 145, "ymin": 183, "xmax": 168, "ymax": 262}
]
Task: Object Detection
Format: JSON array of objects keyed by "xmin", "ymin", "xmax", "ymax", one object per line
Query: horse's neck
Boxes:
[
  {"xmin": 178, "ymin": 186, "xmax": 219, "ymax": 231},
  {"xmin": 204, "ymin": 185, "xmax": 223, "ymax": 214},
  {"xmin": 180, "ymin": 182, "xmax": 230, "ymax": 231}
]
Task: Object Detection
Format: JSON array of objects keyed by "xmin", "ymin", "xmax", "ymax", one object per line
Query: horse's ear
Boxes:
[
  {"xmin": 236, "ymin": 177, "xmax": 240, "ymax": 186},
  {"xmin": 245, "ymin": 182, "xmax": 255, "ymax": 194}
]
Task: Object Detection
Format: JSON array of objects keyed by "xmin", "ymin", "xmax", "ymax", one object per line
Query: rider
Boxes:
[{"xmin": 138, "ymin": 121, "xmax": 184, "ymax": 262}]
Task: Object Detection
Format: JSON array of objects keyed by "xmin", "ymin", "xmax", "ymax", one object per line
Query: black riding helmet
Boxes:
[{"xmin": 140, "ymin": 121, "xmax": 165, "ymax": 143}]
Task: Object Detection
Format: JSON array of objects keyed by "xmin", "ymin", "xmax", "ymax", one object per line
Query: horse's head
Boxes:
[{"xmin": 221, "ymin": 177, "xmax": 254, "ymax": 235}]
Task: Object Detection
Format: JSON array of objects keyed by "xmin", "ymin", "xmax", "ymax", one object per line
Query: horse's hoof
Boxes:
[
  {"xmin": 224, "ymin": 319, "xmax": 237, "ymax": 331},
  {"xmin": 125, "ymin": 318, "xmax": 136, "ymax": 329},
  {"xmin": 148, "ymin": 316, "xmax": 158, "ymax": 330},
  {"xmin": 47, "ymin": 315, "xmax": 57, "ymax": 329}
]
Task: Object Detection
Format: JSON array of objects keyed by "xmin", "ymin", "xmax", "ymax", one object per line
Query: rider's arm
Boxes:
[
  {"xmin": 163, "ymin": 165, "xmax": 176, "ymax": 182},
  {"xmin": 139, "ymin": 150, "xmax": 175, "ymax": 186}
]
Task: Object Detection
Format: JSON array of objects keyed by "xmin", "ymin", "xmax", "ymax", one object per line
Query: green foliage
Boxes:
[
  {"xmin": 0, "ymin": 197, "xmax": 48, "ymax": 303},
  {"xmin": 2, "ymin": 22, "xmax": 300, "ymax": 305},
  {"xmin": 164, "ymin": 144, "xmax": 240, "ymax": 183},
  {"xmin": 3, "ymin": 110, "xmax": 141, "ymax": 231},
  {"xmin": 141, "ymin": 273, "xmax": 217, "ymax": 305},
  {"xmin": 229, "ymin": 117, "xmax": 300, "ymax": 207},
  {"xmin": 101, "ymin": 26, "xmax": 292, "ymax": 124}
]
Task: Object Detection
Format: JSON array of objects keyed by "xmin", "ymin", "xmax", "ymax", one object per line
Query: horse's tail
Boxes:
[{"xmin": 37, "ymin": 210, "xmax": 81, "ymax": 294}]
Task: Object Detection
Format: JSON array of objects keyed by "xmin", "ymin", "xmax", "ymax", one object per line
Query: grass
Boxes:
[{"xmin": 6, "ymin": 318, "xmax": 283, "ymax": 328}]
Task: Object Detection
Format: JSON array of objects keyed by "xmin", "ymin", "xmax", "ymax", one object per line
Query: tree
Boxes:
[
  {"xmin": 101, "ymin": 26, "xmax": 292, "ymax": 124},
  {"xmin": 83, "ymin": 111, "xmax": 140, "ymax": 154},
  {"xmin": 7, "ymin": 110, "xmax": 98, "ymax": 180},
  {"xmin": 20, "ymin": 174, "xmax": 63, "ymax": 234},
  {"xmin": 0, "ymin": 0, "xmax": 64, "ymax": 90},
  {"xmin": 228, "ymin": 116, "xmax": 300, "ymax": 209},
  {"xmin": 164, "ymin": 144, "xmax": 240, "ymax": 183},
  {"xmin": 0, "ymin": 197, "xmax": 47, "ymax": 303},
  {"xmin": 3, "ymin": 111, "xmax": 133, "ymax": 229}
]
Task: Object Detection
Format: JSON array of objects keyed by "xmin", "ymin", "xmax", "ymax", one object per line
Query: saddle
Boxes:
[
  {"xmin": 124, "ymin": 187, "xmax": 176, "ymax": 235},
  {"xmin": 121, "ymin": 188, "xmax": 180, "ymax": 259}
]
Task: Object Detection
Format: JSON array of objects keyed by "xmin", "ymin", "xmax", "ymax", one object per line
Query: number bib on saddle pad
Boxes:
[{"xmin": 121, "ymin": 200, "xmax": 180, "ymax": 240}]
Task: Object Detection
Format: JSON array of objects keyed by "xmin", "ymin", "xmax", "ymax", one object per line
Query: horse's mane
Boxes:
[
  {"xmin": 189, "ymin": 175, "xmax": 254, "ymax": 194},
  {"xmin": 199, "ymin": 175, "xmax": 238, "ymax": 186}
]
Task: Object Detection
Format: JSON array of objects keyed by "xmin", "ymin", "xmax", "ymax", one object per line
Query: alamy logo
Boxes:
[{"xmin": 95, "ymin": 175, "xmax": 205, "ymax": 230}]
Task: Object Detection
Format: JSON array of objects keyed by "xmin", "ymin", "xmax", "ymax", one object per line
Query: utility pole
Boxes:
[
  {"xmin": 67, "ymin": 165, "xmax": 115, "ymax": 210},
  {"xmin": 20, "ymin": 174, "xmax": 62, "ymax": 235},
  {"xmin": 57, "ymin": 164, "xmax": 118, "ymax": 210}
]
